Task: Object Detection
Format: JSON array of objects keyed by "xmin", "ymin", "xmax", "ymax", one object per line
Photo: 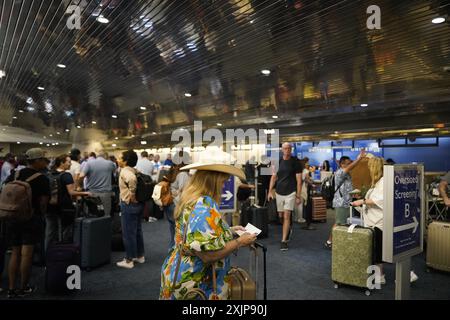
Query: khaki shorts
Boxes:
[{"xmin": 275, "ymin": 192, "xmax": 296, "ymax": 212}]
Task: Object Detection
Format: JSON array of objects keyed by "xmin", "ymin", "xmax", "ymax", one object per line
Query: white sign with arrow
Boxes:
[
  {"xmin": 221, "ymin": 190, "xmax": 233, "ymax": 201},
  {"xmin": 393, "ymin": 216, "xmax": 419, "ymax": 234}
]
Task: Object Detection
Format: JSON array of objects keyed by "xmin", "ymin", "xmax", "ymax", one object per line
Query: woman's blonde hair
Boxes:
[
  {"xmin": 368, "ymin": 157, "xmax": 385, "ymax": 187},
  {"xmin": 174, "ymin": 170, "xmax": 230, "ymax": 219}
]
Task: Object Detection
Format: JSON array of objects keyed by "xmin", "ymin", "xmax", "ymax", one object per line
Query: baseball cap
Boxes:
[{"xmin": 25, "ymin": 148, "xmax": 48, "ymax": 160}]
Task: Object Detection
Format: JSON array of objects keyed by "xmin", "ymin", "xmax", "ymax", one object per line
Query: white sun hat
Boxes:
[{"xmin": 180, "ymin": 146, "xmax": 245, "ymax": 181}]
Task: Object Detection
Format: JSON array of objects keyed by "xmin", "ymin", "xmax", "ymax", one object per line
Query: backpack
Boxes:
[
  {"xmin": 321, "ymin": 174, "xmax": 336, "ymax": 203},
  {"xmin": 0, "ymin": 172, "xmax": 42, "ymax": 222},
  {"xmin": 152, "ymin": 181, "xmax": 173, "ymax": 207},
  {"xmin": 135, "ymin": 172, "xmax": 155, "ymax": 203},
  {"xmin": 48, "ymin": 171, "xmax": 62, "ymax": 206}
]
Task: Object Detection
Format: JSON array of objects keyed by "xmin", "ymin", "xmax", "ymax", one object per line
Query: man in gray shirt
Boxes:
[
  {"xmin": 439, "ymin": 171, "xmax": 450, "ymax": 207},
  {"xmin": 79, "ymin": 150, "xmax": 116, "ymax": 216}
]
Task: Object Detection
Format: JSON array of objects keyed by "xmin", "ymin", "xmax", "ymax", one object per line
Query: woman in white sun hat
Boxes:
[{"xmin": 160, "ymin": 147, "xmax": 257, "ymax": 300}]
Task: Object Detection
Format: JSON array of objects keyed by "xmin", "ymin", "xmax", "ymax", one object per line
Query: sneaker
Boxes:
[
  {"xmin": 297, "ymin": 218, "xmax": 306, "ymax": 223},
  {"xmin": 410, "ymin": 271, "xmax": 419, "ymax": 283},
  {"xmin": 280, "ymin": 241, "xmax": 289, "ymax": 251},
  {"xmin": 7, "ymin": 289, "xmax": 17, "ymax": 299},
  {"xmin": 16, "ymin": 285, "xmax": 36, "ymax": 297},
  {"xmin": 116, "ymin": 259, "xmax": 134, "ymax": 269},
  {"xmin": 132, "ymin": 256, "xmax": 145, "ymax": 264},
  {"xmin": 324, "ymin": 240, "xmax": 332, "ymax": 249}
]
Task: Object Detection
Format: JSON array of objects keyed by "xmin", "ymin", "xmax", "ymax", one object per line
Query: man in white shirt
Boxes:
[
  {"xmin": 135, "ymin": 151, "xmax": 154, "ymax": 176},
  {"xmin": 152, "ymin": 154, "xmax": 162, "ymax": 175},
  {"xmin": 68, "ymin": 149, "xmax": 82, "ymax": 188}
]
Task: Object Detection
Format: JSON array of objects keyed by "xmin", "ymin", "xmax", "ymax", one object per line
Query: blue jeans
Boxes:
[
  {"xmin": 120, "ymin": 202, "xmax": 145, "ymax": 260},
  {"xmin": 164, "ymin": 203, "xmax": 176, "ymax": 250}
]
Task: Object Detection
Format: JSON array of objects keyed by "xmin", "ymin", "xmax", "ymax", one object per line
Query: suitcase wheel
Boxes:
[{"xmin": 365, "ymin": 289, "xmax": 371, "ymax": 296}]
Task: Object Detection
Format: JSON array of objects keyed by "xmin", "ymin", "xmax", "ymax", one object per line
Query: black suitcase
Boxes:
[
  {"xmin": 111, "ymin": 211, "xmax": 124, "ymax": 252},
  {"xmin": 241, "ymin": 203, "xmax": 269, "ymax": 239},
  {"xmin": 45, "ymin": 243, "xmax": 80, "ymax": 294},
  {"xmin": 74, "ymin": 216, "xmax": 111, "ymax": 270}
]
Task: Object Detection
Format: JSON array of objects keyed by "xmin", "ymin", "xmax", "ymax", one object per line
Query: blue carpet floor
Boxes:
[{"xmin": 1, "ymin": 210, "xmax": 449, "ymax": 300}]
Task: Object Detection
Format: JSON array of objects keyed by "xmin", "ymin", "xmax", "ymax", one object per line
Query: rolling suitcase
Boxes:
[
  {"xmin": 332, "ymin": 225, "xmax": 374, "ymax": 295},
  {"xmin": 240, "ymin": 203, "xmax": 268, "ymax": 239},
  {"xmin": 426, "ymin": 221, "xmax": 450, "ymax": 273},
  {"xmin": 45, "ymin": 219, "xmax": 80, "ymax": 294},
  {"xmin": 74, "ymin": 216, "xmax": 111, "ymax": 270},
  {"xmin": 312, "ymin": 196, "xmax": 327, "ymax": 222},
  {"xmin": 229, "ymin": 242, "xmax": 267, "ymax": 300}
]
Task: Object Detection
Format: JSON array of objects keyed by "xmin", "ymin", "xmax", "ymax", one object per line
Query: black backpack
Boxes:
[{"xmin": 135, "ymin": 172, "xmax": 155, "ymax": 203}]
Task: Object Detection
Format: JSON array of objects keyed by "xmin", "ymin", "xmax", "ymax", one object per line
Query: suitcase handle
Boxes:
[{"xmin": 252, "ymin": 241, "xmax": 267, "ymax": 300}]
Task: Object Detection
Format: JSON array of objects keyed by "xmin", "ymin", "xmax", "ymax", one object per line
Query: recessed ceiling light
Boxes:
[
  {"xmin": 112, "ymin": 144, "xmax": 117, "ymax": 147},
  {"xmin": 141, "ymin": 141, "xmax": 147, "ymax": 145},
  {"xmin": 96, "ymin": 15, "xmax": 109, "ymax": 24},
  {"xmin": 17, "ymin": 142, "xmax": 21, "ymax": 144},
  {"xmin": 334, "ymin": 131, "xmax": 339, "ymax": 134},
  {"xmin": 360, "ymin": 103, "xmax": 368, "ymax": 107},
  {"xmin": 250, "ymin": 20, "xmax": 255, "ymax": 24},
  {"xmin": 184, "ymin": 93, "xmax": 192, "ymax": 97},
  {"xmin": 140, "ymin": 106, "xmax": 146, "ymax": 110},
  {"xmin": 39, "ymin": 142, "xmax": 43, "ymax": 145},
  {"xmin": 55, "ymin": 142, "xmax": 59, "ymax": 145},
  {"xmin": 112, "ymin": 115, "xmax": 118, "ymax": 118},
  {"xmin": 56, "ymin": 132, "xmax": 60, "ymax": 135},
  {"xmin": 65, "ymin": 129, "xmax": 70, "ymax": 132},
  {"xmin": 92, "ymin": 121, "xmax": 97, "ymax": 124},
  {"xmin": 57, "ymin": 64, "xmax": 66, "ymax": 69},
  {"xmin": 37, "ymin": 86, "xmax": 45, "ymax": 91},
  {"xmin": 49, "ymin": 134, "xmax": 53, "ymax": 137},
  {"xmin": 115, "ymin": 137, "xmax": 119, "ymax": 140},
  {"xmin": 18, "ymin": 110, "xmax": 24, "ymax": 113},
  {"xmin": 261, "ymin": 69, "xmax": 271, "ymax": 75},
  {"xmin": 76, "ymin": 125, "xmax": 81, "ymax": 129},
  {"xmin": 217, "ymin": 123, "xmax": 222, "ymax": 126},
  {"xmin": 432, "ymin": 17, "xmax": 445, "ymax": 24},
  {"xmin": 46, "ymin": 144, "xmax": 50, "ymax": 147},
  {"xmin": 0, "ymin": 70, "xmax": 5, "ymax": 78},
  {"xmin": 12, "ymin": 116, "xmax": 17, "ymax": 119},
  {"xmin": 272, "ymin": 115, "xmax": 278, "ymax": 119},
  {"xmin": 152, "ymin": 132, "xmax": 157, "ymax": 135}
]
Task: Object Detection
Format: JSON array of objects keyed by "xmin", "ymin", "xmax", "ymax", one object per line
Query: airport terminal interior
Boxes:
[{"xmin": 0, "ymin": 0, "xmax": 450, "ymax": 301}]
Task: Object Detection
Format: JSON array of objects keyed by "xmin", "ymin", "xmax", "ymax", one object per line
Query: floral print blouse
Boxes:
[{"xmin": 160, "ymin": 196, "xmax": 234, "ymax": 300}]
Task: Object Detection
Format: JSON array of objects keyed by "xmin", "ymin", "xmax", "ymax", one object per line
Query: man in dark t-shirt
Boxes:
[
  {"xmin": 7, "ymin": 148, "xmax": 50, "ymax": 298},
  {"xmin": 268, "ymin": 143, "xmax": 303, "ymax": 251}
]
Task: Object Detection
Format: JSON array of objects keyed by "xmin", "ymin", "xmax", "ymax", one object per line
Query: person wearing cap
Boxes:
[
  {"xmin": 7, "ymin": 148, "xmax": 50, "ymax": 299},
  {"xmin": 160, "ymin": 148, "xmax": 257, "ymax": 300}
]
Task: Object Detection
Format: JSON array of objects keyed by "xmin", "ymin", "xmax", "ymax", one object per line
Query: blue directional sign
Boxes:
[
  {"xmin": 383, "ymin": 164, "xmax": 424, "ymax": 263},
  {"xmin": 393, "ymin": 168, "xmax": 422, "ymax": 256},
  {"xmin": 220, "ymin": 176, "xmax": 235, "ymax": 211}
]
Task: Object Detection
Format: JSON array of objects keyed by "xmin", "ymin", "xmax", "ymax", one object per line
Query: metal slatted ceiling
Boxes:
[{"xmin": 0, "ymin": 0, "xmax": 449, "ymax": 146}]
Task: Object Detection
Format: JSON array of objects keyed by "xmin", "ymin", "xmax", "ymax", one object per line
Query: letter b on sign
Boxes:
[
  {"xmin": 366, "ymin": 5, "xmax": 381, "ymax": 30},
  {"xmin": 66, "ymin": 265, "xmax": 81, "ymax": 290}
]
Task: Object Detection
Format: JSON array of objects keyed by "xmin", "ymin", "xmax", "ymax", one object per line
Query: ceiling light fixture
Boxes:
[
  {"xmin": 217, "ymin": 123, "xmax": 222, "ymax": 126},
  {"xmin": 360, "ymin": 103, "xmax": 368, "ymax": 107},
  {"xmin": 96, "ymin": 15, "xmax": 109, "ymax": 24},
  {"xmin": 65, "ymin": 129, "xmax": 70, "ymax": 132},
  {"xmin": 432, "ymin": 17, "xmax": 445, "ymax": 24},
  {"xmin": 261, "ymin": 69, "xmax": 271, "ymax": 75},
  {"xmin": 76, "ymin": 125, "xmax": 81, "ymax": 129},
  {"xmin": 17, "ymin": 142, "xmax": 21, "ymax": 144},
  {"xmin": 57, "ymin": 64, "xmax": 66, "ymax": 69},
  {"xmin": 184, "ymin": 93, "xmax": 192, "ymax": 97},
  {"xmin": 39, "ymin": 142, "xmax": 43, "ymax": 145},
  {"xmin": 18, "ymin": 110, "xmax": 24, "ymax": 113},
  {"xmin": 37, "ymin": 86, "xmax": 45, "ymax": 91},
  {"xmin": 272, "ymin": 115, "xmax": 278, "ymax": 119},
  {"xmin": 152, "ymin": 132, "xmax": 157, "ymax": 135},
  {"xmin": 141, "ymin": 141, "xmax": 147, "ymax": 145},
  {"xmin": 12, "ymin": 116, "xmax": 17, "ymax": 119},
  {"xmin": 56, "ymin": 132, "xmax": 61, "ymax": 135},
  {"xmin": 416, "ymin": 128, "xmax": 435, "ymax": 133},
  {"xmin": 112, "ymin": 115, "xmax": 118, "ymax": 118},
  {"xmin": 0, "ymin": 70, "xmax": 5, "ymax": 78},
  {"xmin": 112, "ymin": 144, "xmax": 117, "ymax": 147},
  {"xmin": 46, "ymin": 144, "xmax": 50, "ymax": 147},
  {"xmin": 115, "ymin": 137, "xmax": 119, "ymax": 140},
  {"xmin": 140, "ymin": 106, "xmax": 146, "ymax": 110},
  {"xmin": 26, "ymin": 97, "xmax": 33, "ymax": 104}
]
